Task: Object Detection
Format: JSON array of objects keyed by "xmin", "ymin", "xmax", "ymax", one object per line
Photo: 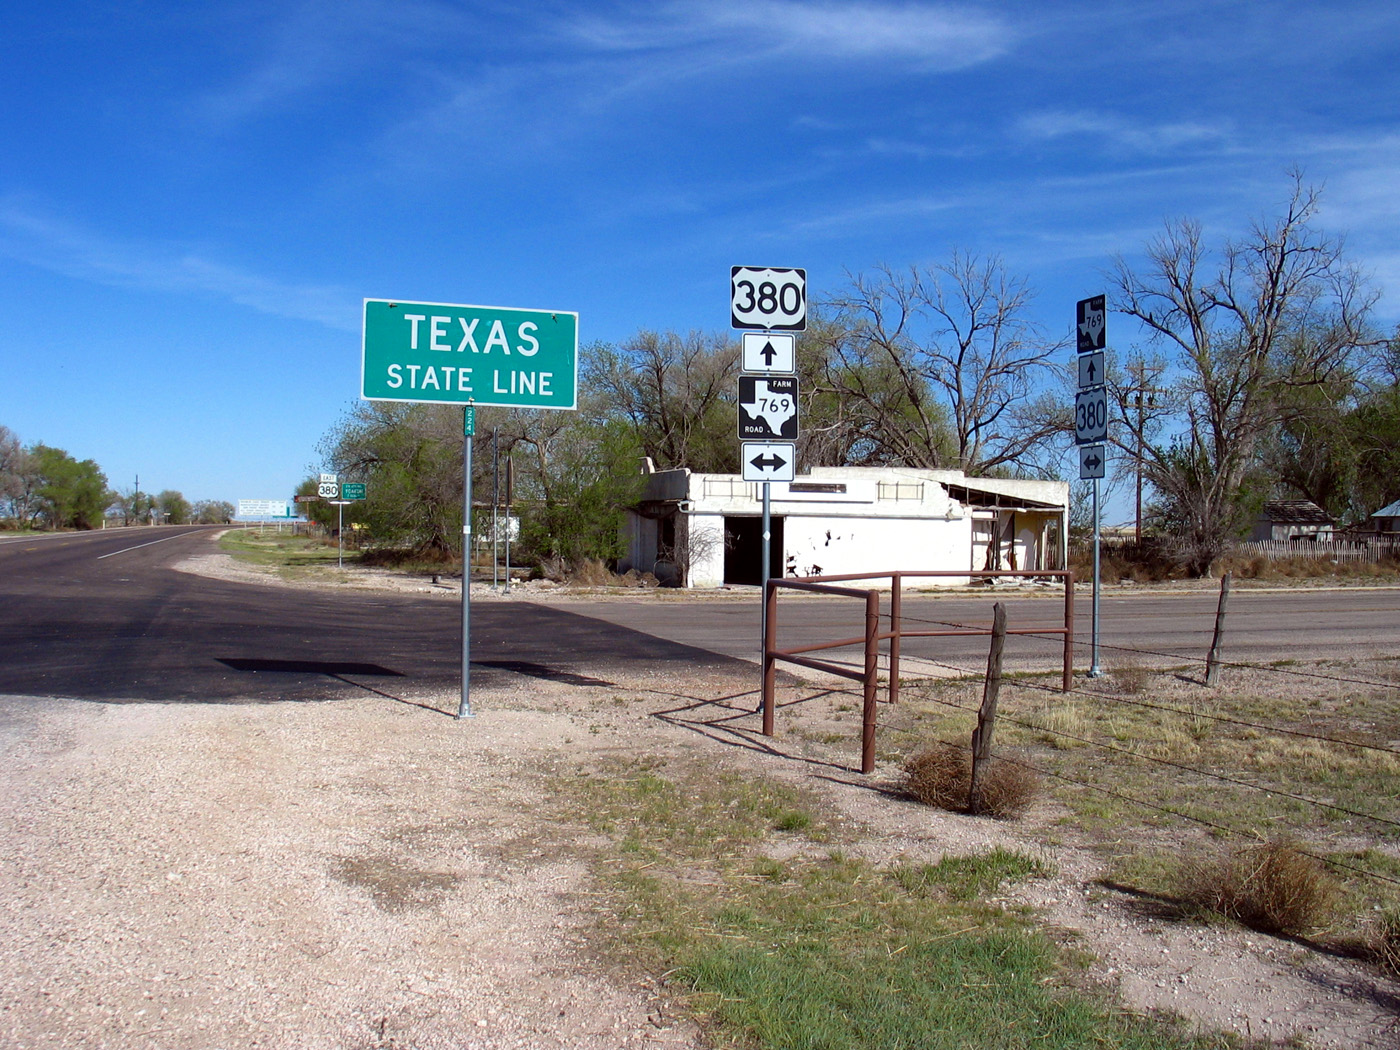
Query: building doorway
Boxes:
[{"xmin": 723, "ymin": 515, "xmax": 783, "ymax": 586}]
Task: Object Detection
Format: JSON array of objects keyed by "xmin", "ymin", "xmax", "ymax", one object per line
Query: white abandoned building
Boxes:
[{"xmin": 619, "ymin": 465, "xmax": 1070, "ymax": 588}]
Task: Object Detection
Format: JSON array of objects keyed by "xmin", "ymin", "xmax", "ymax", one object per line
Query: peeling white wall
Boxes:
[
  {"xmin": 780, "ymin": 515, "xmax": 971, "ymax": 580},
  {"xmin": 622, "ymin": 466, "xmax": 1069, "ymax": 589}
]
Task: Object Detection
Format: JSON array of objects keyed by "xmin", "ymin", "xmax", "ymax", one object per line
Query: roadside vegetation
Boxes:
[
  {"xmin": 864, "ymin": 657, "xmax": 1400, "ymax": 959},
  {"xmin": 299, "ymin": 176, "xmax": 1400, "ymax": 585},
  {"xmin": 556, "ymin": 756, "xmax": 1250, "ymax": 1050},
  {"xmin": 0, "ymin": 422, "xmax": 231, "ymax": 530},
  {"xmin": 219, "ymin": 527, "xmax": 351, "ymax": 579}
]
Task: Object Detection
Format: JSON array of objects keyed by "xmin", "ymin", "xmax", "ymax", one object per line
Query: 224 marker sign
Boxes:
[{"xmin": 731, "ymin": 267, "xmax": 806, "ymax": 332}]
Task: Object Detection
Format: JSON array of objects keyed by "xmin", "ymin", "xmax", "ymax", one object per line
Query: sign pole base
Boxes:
[{"xmin": 458, "ymin": 411, "xmax": 475, "ymax": 719}]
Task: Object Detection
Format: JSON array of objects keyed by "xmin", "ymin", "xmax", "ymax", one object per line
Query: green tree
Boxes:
[
  {"xmin": 156, "ymin": 489, "xmax": 191, "ymax": 525},
  {"xmin": 31, "ymin": 445, "xmax": 109, "ymax": 530},
  {"xmin": 507, "ymin": 407, "xmax": 645, "ymax": 569},
  {"xmin": 1264, "ymin": 327, "xmax": 1400, "ymax": 522},
  {"xmin": 585, "ymin": 332, "xmax": 739, "ymax": 473},
  {"xmin": 193, "ymin": 499, "xmax": 235, "ymax": 524},
  {"xmin": 318, "ymin": 402, "xmax": 465, "ymax": 557},
  {"xmin": 0, "ymin": 426, "xmax": 37, "ymax": 524}
]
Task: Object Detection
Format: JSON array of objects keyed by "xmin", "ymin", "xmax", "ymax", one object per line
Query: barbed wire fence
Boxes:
[{"xmin": 787, "ymin": 597, "xmax": 1400, "ymax": 900}]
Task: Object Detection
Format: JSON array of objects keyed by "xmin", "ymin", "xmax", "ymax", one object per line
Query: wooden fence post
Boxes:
[
  {"xmin": 1204, "ymin": 571, "xmax": 1232, "ymax": 687},
  {"xmin": 968, "ymin": 602, "xmax": 1007, "ymax": 815}
]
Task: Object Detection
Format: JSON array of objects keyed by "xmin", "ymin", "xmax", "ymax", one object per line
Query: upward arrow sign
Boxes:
[{"xmin": 741, "ymin": 332, "xmax": 794, "ymax": 373}]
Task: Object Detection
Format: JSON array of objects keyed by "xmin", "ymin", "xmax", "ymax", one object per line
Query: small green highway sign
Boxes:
[
  {"xmin": 362, "ymin": 299, "xmax": 578, "ymax": 409},
  {"xmin": 340, "ymin": 482, "xmax": 366, "ymax": 501}
]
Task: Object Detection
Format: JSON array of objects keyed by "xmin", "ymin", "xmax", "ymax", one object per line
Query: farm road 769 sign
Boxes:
[{"xmin": 362, "ymin": 299, "xmax": 578, "ymax": 409}]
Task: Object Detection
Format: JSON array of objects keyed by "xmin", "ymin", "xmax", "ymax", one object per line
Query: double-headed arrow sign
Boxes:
[
  {"xmin": 742, "ymin": 441, "xmax": 796, "ymax": 482},
  {"xmin": 1079, "ymin": 444, "xmax": 1106, "ymax": 480}
]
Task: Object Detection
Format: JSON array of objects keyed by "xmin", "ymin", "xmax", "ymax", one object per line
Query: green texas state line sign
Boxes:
[{"xmin": 361, "ymin": 298, "xmax": 578, "ymax": 410}]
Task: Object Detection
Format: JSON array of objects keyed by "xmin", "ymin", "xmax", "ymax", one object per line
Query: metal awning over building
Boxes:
[{"xmin": 946, "ymin": 483, "xmax": 1063, "ymax": 513}]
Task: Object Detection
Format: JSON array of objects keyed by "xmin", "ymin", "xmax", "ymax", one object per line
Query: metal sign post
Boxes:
[
  {"xmin": 732, "ymin": 264, "xmax": 806, "ymax": 669},
  {"xmin": 492, "ymin": 427, "xmax": 500, "ymax": 591},
  {"xmin": 1091, "ymin": 479, "xmax": 1102, "ymax": 677},
  {"xmin": 361, "ymin": 297, "xmax": 577, "ymax": 724},
  {"xmin": 761, "ymin": 481, "xmax": 771, "ymax": 604},
  {"xmin": 459, "ymin": 406, "xmax": 475, "ymax": 719},
  {"xmin": 1075, "ymin": 295, "xmax": 1108, "ymax": 678}
]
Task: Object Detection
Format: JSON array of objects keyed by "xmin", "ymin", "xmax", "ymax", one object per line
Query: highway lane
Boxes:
[
  {"xmin": 3, "ymin": 528, "xmax": 1397, "ymax": 705},
  {"xmin": 0, "ymin": 529, "xmax": 752, "ymax": 704},
  {"xmin": 560, "ymin": 584, "xmax": 1400, "ymax": 678}
]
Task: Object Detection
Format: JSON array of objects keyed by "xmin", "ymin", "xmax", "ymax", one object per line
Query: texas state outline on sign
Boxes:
[{"xmin": 741, "ymin": 379, "xmax": 796, "ymax": 435}]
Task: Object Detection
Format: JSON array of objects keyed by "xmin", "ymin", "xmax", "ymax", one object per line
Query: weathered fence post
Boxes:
[
  {"xmin": 968, "ymin": 602, "xmax": 1007, "ymax": 814},
  {"xmin": 860, "ymin": 589, "xmax": 880, "ymax": 774},
  {"xmin": 762, "ymin": 580, "xmax": 778, "ymax": 737},
  {"xmin": 1204, "ymin": 571, "xmax": 1232, "ymax": 687},
  {"xmin": 888, "ymin": 572, "xmax": 903, "ymax": 705}
]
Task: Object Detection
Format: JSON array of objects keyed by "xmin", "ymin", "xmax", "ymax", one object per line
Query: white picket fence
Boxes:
[{"xmin": 1235, "ymin": 539, "xmax": 1400, "ymax": 563}]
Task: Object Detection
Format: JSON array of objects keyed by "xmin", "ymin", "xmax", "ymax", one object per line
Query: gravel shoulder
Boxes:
[{"xmin": 1, "ymin": 546, "xmax": 1395, "ymax": 1048}]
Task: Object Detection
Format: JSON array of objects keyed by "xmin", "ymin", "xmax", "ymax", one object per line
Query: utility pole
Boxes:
[{"xmin": 1129, "ymin": 356, "xmax": 1157, "ymax": 546}]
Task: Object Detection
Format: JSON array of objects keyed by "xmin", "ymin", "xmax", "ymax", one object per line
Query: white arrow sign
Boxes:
[
  {"xmin": 1079, "ymin": 443, "xmax": 1107, "ymax": 480},
  {"xmin": 741, "ymin": 332, "xmax": 795, "ymax": 373},
  {"xmin": 1078, "ymin": 352, "xmax": 1105, "ymax": 389},
  {"xmin": 741, "ymin": 442, "xmax": 796, "ymax": 482}
]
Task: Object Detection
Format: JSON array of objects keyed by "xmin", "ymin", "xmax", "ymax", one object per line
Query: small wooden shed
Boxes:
[{"xmin": 1249, "ymin": 500, "xmax": 1334, "ymax": 542}]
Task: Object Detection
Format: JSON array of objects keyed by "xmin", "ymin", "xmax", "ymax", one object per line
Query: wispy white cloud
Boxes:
[
  {"xmin": 562, "ymin": 0, "xmax": 1015, "ymax": 69},
  {"xmin": 0, "ymin": 200, "xmax": 356, "ymax": 330},
  {"xmin": 193, "ymin": 0, "xmax": 477, "ymax": 127},
  {"xmin": 1014, "ymin": 110, "xmax": 1234, "ymax": 155},
  {"xmin": 783, "ymin": 194, "xmax": 966, "ymax": 238}
]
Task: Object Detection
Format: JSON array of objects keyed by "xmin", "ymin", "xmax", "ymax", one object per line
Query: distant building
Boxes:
[
  {"xmin": 1369, "ymin": 499, "xmax": 1400, "ymax": 533},
  {"xmin": 1249, "ymin": 499, "xmax": 1334, "ymax": 542},
  {"xmin": 619, "ymin": 466, "xmax": 1069, "ymax": 588}
]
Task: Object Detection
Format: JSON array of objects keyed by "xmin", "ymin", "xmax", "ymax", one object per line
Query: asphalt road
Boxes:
[
  {"xmin": 579, "ymin": 580, "xmax": 1400, "ymax": 678},
  {"xmin": 2, "ymin": 528, "xmax": 1397, "ymax": 706},
  {"xmin": 0, "ymin": 528, "xmax": 751, "ymax": 704}
]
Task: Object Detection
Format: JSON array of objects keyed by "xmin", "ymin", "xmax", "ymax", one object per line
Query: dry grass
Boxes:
[
  {"xmin": 902, "ymin": 746, "xmax": 969, "ymax": 811},
  {"xmin": 972, "ymin": 760, "xmax": 1041, "ymax": 819},
  {"xmin": 901, "ymin": 747, "xmax": 1040, "ymax": 820},
  {"xmin": 1177, "ymin": 839, "xmax": 1338, "ymax": 935},
  {"xmin": 1111, "ymin": 659, "xmax": 1148, "ymax": 695},
  {"xmin": 537, "ymin": 556, "xmax": 659, "ymax": 588},
  {"xmin": 1371, "ymin": 910, "xmax": 1400, "ymax": 976},
  {"xmin": 1217, "ymin": 552, "xmax": 1400, "ymax": 580}
]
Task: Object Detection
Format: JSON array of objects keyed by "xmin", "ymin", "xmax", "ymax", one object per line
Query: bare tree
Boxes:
[
  {"xmin": 1111, "ymin": 174, "xmax": 1380, "ymax": 574},
  {"xmin": 817, "ymin": 253, "xmax": 1065, "ymax": 474},
  {"xmin": 585, "ymin": 331, "xmax": 739, "ymax": 473}
]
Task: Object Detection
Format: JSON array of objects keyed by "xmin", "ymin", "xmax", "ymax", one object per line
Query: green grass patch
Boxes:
[
  {"xmin": 219, "ymin": 528, "xmax": 351, "ymax": 576},
  {"xmin": 558, "ymin": 756, "xmax": 1247, "ymax": 1050}
]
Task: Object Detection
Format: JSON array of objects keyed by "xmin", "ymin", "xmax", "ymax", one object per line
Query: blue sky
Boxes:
[{"xmin": 2, "ymin": 0, "xmax": 1398, "ymax": 512}]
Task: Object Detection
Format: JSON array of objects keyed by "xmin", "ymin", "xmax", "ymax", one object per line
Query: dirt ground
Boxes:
[{"xmin": 1, "ymin": 551, "xmax": 1397, "ymax": 1049}]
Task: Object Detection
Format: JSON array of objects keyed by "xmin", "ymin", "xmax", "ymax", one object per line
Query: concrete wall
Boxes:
[{"xmin": 780, "ymin": 514, "xmax": 971, "ymax": 579}]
